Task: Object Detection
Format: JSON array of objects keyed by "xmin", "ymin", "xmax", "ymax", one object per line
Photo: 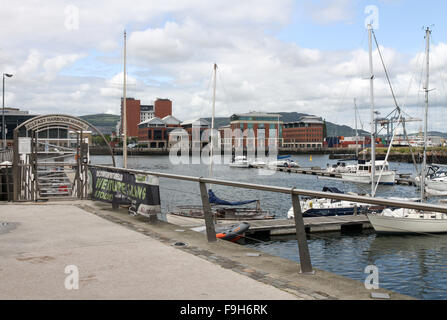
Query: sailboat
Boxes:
[
  {"xmin": 289, "ymin": 26, "xmax": 393, "ymax": 219},
  {"xmin": 341, "ymin": 27, "xmax": 397, "ymax": 186},
  {"xmin": 367, "ymin": 27, "xmax": 447, "ymax": 234},
  {"xmin": 170, "ymin": 64, "xmax": 274, "ymax": 221},
  {"xmin": 415, "ymin": 164, "xmax": 447, "ymax": 195}
]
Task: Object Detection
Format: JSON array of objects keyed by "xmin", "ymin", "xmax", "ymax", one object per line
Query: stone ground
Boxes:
[{"xmin": 0, "ymin": 201, "xmax": 413, "ymax": 300}]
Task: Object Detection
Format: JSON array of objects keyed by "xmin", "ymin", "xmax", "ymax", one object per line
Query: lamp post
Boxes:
[{"xmin": 2, "ymin": 73, "xmax": 13, "ymax": 149}]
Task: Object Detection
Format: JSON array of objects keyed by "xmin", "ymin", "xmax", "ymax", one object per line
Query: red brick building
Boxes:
[
  {"xmin": 121, "ymin": 97, "xmax": 141, "ymax": 138},
  {"xmin": 282, "ymin": 115, "xmax": 324, "ymax": 148},
  {"xmin": 137, "ymin": 117, "xmax": 168, "ymax": 149},
  {"xmin": 154, "ymin": 98, "xmax": 172, "ymax": 119}
]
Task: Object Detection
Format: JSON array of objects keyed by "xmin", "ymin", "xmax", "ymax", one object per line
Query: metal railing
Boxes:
[
  {"xmin": 0, "ymin": 149, "xmax": 13, "ymax": 162},
  {"xmin": 88, "ymin": 164, "xmax": 447, "ymax": 274}
]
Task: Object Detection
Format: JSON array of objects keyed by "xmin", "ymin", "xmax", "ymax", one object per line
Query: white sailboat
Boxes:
[
  {"xmin": 170, "ymin": 64, "xmax": 274, "ymax": 221},
  {"xmin": 367, "ymin": 27, "xmax": 447, "ymax": 234}
]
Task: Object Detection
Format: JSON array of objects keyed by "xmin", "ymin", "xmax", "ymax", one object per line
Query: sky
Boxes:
[{"xmin": 2, "ymin": 0, "xmax": 447, "ymax": 133}]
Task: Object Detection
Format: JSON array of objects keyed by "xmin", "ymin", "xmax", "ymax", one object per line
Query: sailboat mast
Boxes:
[
  {"xmin": 354, "ymin": 98, "xmax": 358, "ymax": 159},
  {"xmin": 421, "ymin": 27, "xmax": 431, "ymax": 201},
  {"xmin": 368, "ymin": 24, "xmax": 376, "ymax": 196},
  {"xmin": 209, "ymin": 63, "xmax": 217, "ymax": 178},
  {"xmin": 123, "ymin": 30, "xmax": 128, "ymax": 169}
]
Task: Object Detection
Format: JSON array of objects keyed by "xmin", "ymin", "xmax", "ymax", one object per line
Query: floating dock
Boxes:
[
  {"xmin": 250, "ymin": 164, "xmax": 416, "ymax": 186},
  {"xmin": 246, "ymin": 215, "xmax": 371, "ymax": 236},
  {"xmin": 166, "ymin": 213, "xmax": 372, "ymax": 236}
]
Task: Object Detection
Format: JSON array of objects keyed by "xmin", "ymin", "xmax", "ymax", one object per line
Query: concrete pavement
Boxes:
[{"xmin": 0, "ymin": 203, "xmax": 297, "ymax": 300}]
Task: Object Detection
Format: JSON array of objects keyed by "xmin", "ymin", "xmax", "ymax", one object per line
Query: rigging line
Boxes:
[
  {"xmin": 371, "ymin": 29, "xmax": 418, "ymax": 173},
  {"xmin": 372, "ymin": 30, "xmax": 400, "ymax": 110},
  {"xmin": 217, "ymin": 70, "xmax": 234, "ymax": 118}
]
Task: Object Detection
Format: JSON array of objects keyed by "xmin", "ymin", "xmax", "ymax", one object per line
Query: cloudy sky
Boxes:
[{"xmin": 2, "ymin": 0, "xmax": 447, "ymax": 133}]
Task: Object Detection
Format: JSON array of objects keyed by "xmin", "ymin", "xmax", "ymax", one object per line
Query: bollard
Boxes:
[
  {"xmin": 291, "ymin": 190, "xmax": 314, "ymax": 274},
  {"xmin": 199, "ymin": 180, "xmax": 217, "ymax": 242}
]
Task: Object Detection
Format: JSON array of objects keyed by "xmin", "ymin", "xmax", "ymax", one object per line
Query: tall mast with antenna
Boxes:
[
  {"xmin": 367, "ymin": 24, "xmax": 376, "ymax": 196},
  {"xmin": 421, "ymin": 27, "xmax": 431, "ymax": 202},
  {"xmin": 122, "ymin": 30, "xmax": 128, "ymax": 169},
  {"xmin": 209, "ymin": 63, "xmax": 217, "ymax": 178}
]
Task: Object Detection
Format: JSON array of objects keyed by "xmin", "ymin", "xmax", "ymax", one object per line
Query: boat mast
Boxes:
[
  {"xmin": 354, "ymin": 97, "xmax": 359, "ymax": 159},
  {"xmin": 368, "ymin": 24, "xmax": 376, "ymax": 196},
  {"xmin": 421, "ymin": 27, "xmax": 431, "ymax": 202},
  {"xmin": 123, "ymin": 30, "xmax": 128, "ymax": 169},
  {"xmin": 209, "ymin": 63, "xmax": 217, "ymax": 178}
]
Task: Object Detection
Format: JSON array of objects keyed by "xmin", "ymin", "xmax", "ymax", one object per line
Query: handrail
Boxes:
[{"xmin": 88, "ymin": 164, "xmax": 447, "ymax": 214}]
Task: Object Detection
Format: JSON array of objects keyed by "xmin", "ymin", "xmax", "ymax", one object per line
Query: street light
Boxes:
[{"xmin": 2, "ymin": 73, "xmax": 13, "ymax": 149}]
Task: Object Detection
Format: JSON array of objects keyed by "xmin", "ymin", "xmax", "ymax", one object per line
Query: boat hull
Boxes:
[
  {"xmin": 367, "ymin": 213, "xmax": 447, "ymax": 234},
  {"xmin": 341, "ymin": 171, "xmax": 395, "ymax": 185},
  {"xmin": 425, "ymin": 179, "xmax": 447, "ymax": 191}
]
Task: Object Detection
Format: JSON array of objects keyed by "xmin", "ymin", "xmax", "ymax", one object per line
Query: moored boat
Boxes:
[
  {"xmin": 287, "ymin": 186, "xmax": 383, "ymax": 218},
  {"xmin": 341, "ymin": 160, "xmax": 395, "ymax": 185},
  {"xmin": 229, "ymin": 155, "xmax": 250, "ymax": 168}
]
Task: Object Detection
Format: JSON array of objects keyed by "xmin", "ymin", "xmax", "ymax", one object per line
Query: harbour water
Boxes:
[{"xmin": 91, "ymin": 154, "xmax": 447, "ymax": 299}]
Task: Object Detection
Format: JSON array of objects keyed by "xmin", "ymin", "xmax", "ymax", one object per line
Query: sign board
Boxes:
[
  {"xmin": 24, "ymin": 115, "xmax": 90, "ymax": 131},
  {"xmin": 18, "ymin": 137, "xmax": 31, "ymax": 154},
  {"xmin": 88, "ymin": 167, "xmax": 161, "ymax": 217}
]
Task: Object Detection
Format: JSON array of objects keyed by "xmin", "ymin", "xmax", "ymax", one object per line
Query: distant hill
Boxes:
[
  {"xmin": 80, "ymin": 113, "xmax": 120, "ymax": 135},
  {"xmin": 409, "ymin": 131, "xmax": 447, "ymax": 139}
]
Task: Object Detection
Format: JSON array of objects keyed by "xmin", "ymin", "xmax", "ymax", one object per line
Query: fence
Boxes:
[
  {"xmin": 88, "ymin": 164, "xmax": 447, "ymax": 274},
  {"xmin": 0, "ymin": 164, "xmax": 13, "ymax": 201},
  {"xmin": 0, "ymin": 149, "xmax": 13, "ymax": 163}
]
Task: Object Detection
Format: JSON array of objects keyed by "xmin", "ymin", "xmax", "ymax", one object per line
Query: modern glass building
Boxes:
[{"xmin": 229, "ymin": 112, "xmax": 283, "ymax": 149}]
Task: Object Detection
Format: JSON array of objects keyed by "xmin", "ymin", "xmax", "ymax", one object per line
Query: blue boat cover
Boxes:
[
  {"xmin": 208, "ymin": 189, "xmax": 258, "ymax": 206},
  {"xmin": 277, "ymin": 155, "xmax": 291, "ymax": 159}
]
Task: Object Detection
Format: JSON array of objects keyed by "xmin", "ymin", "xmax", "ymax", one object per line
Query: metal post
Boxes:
[
  {"xmin": 2, "ymin": 75, "xmax": 4, "ymax": 149},
  {"xmin": 199, "ymin": 180, "xmax": 217, "ymax": 242},
  {"xmin": 13, "ymin": 129, "xmax": 19, "ymax": 201},
  {"xmin": 291, "ymin": 190, "xmax": 314, "ymax": 274}
]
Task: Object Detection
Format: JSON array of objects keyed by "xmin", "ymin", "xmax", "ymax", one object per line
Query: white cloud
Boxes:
[
  {"xmin": 2, "ymin": 1, "xmax": 447, "ymax": 133},
  {"xmin": 43, "ymin": 53, "xmax": 85, "ymax": 81},
  {"xmin": 303, "ymin": 0, "xmax": 356, "ymax": 25}
]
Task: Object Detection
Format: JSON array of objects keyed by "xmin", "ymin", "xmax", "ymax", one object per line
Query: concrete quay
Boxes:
[{"xmin": 0, "ymin": 200, "xmax": 413, "ymax": 300}]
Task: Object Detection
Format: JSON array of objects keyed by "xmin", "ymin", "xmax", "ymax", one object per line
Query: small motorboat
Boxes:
[
  {"xmin": 229, "ymin": 155, "xmax": 250, "ymax": 168},
  {"xmin": 268, "ymin": 159, "xmax": 299, "ymax": 168},
  {"xmin": 287, "ymin": 186, "xmax": 384, "ymax": 218}
]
